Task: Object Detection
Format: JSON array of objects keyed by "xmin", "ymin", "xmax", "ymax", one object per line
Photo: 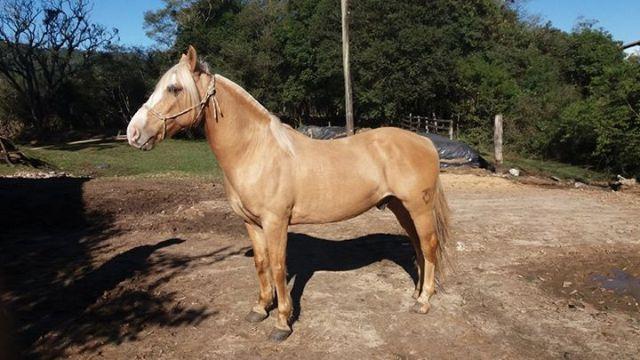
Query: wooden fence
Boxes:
[{"xmin": 399, "ymin": 113, "xmax": 457, "ymax": 139}]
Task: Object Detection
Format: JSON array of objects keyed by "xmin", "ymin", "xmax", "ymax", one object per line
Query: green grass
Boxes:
[
  {"xmin": 501, "ymin": 155, "xmax": 611, "ymax": 182},
  {"xmin": 1, "ymin": 138, "xmax": 611, "ymax": 183},
  {"xmin": 473, "ymin": 145, "xmax": 611, "ymax": 182},
  {"xmin": 0, "ymin": 139, "xmax": 222, "ymax": 178}
]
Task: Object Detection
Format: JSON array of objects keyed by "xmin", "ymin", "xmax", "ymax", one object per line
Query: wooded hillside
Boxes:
[{"xmin": 1, "ymin": 0, "xmax": 639, "ymax": 177}]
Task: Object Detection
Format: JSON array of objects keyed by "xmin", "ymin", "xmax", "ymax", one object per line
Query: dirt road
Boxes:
[{"xmin": 1, "ymin": 173, "xmax": 639, "ymax": 359}]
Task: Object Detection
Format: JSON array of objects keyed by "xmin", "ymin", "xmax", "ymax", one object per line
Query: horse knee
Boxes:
[
  {"xmin": 271, "ymin": 262, "xmax": 286, "ymax": 278},
  {"xmin": 254, "ymin": 255, "xmax": 268, "ymax": 271}
]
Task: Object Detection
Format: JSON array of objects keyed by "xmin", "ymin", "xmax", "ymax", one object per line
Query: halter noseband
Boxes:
[{"xmin": 144, "ymin": 74, "xmax": 220, "ymax": 140}]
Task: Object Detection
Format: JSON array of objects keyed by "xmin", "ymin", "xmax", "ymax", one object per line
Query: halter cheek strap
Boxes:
[{"xmin": 144, "ymin": 74, "xmax": 220, "ymax": 140}]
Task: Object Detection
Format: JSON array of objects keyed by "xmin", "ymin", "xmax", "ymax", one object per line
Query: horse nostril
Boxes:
[{"xmin": 131, "ymin": 127, "xmax": 140, "ymax": 142}]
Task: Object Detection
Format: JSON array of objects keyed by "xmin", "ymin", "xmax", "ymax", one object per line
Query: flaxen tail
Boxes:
[{"xmin": 433, "ymin": 176, "xmax": 451, "ymax": 279}]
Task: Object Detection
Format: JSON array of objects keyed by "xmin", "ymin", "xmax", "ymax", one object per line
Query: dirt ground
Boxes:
[{"xmin": 1, "ymin": 172, "xmax": 639, "ymax": 359}]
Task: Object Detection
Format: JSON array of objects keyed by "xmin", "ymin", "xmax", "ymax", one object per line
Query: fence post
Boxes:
[
  {"xmin": 494, "ymin": 114, "xmax": 503, "ymax": 169},
  {"xmin": 448, "ymin": 120, "xmax": 453, "ymax": 140}
]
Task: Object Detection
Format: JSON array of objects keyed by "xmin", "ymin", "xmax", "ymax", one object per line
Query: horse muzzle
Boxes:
[{"xmin": 127, "ymin": 117, "xmax": 158, "ymax": 151}]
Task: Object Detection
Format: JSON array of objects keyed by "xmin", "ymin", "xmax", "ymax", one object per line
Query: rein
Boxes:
[{"xmin": 144, "ymin": 74, "xmax": 220, "ymax": 140}]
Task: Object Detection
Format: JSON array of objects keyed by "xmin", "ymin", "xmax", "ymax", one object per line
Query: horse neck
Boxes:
[{"xmin": 202, "ymin": 74, "xmax": 275, "ymax": 170}]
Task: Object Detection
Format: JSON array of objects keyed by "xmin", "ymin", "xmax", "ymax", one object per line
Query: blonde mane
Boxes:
[{"xmin": 269, "ymin": 114, "xmax": 296, "ymax": 157}]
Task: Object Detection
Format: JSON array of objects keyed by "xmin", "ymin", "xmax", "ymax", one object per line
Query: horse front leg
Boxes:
[
  {"xmin": 244, "ymin": 222, "xmax": 274, "ymax": 323},
  {"xmin": 263, "ymin": 215, "xmax": 292, "ymax": 341}
]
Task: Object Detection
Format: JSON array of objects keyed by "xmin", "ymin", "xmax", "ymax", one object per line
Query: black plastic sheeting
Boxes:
[
  {"xmin": 297, "ymin": 125, "xmax": 348, "ymax": 140},
  {"xmin": 296, "ymin": 125, "xmax": 490, "ymax": 168},
  {"xmin": 419, "ymin": 132, "xmax": 490, "ymax": 168}
]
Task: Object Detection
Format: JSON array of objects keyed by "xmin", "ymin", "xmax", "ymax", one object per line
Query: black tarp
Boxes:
[
  {"xmin": 296, "ymin": 126, "xmax": 490, "ymax": 168},
  {"xmin": 418, "ymin": 132, "xmax": 490, "ymax": 168},
  {"xmin": 297, "ymin": 125, "xmax": 348, "ymax": 140}
]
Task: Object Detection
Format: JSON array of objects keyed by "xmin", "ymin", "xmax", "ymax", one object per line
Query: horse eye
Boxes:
[{"xmin": 167, "ymin": 84, "xmax": 181, "ymax": 94}]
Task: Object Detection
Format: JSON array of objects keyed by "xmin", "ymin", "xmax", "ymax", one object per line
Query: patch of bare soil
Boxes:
[
  {"xmin": 518, "ymin": 245, "xmax": 640, "ymax": 314},
  {"xmin": 1, "ymin": 173, "xmax": 639, "ymax": 359},
  {"xmin": 83, "ymin": 178, "xmax": 245, "ymax": 235}
]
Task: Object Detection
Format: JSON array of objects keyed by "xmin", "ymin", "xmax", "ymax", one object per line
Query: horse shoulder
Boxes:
[{"xmin": 223, "ymin": 154, "xmax": 295, "ymax": 224}]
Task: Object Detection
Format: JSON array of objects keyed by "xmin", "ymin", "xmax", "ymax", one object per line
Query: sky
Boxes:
[
  {"xmin": 522, "ymin": 0, "xmax": 639, "ymax": 46},
  {"xmin": 90, "ymin": 0, "xmax": 639, "ymax": 49},
  {"xmin": 91, "ymin": 0, "xmax": 164, "ymax": 47}
]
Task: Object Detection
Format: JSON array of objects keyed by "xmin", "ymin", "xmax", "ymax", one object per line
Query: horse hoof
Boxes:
[
  {"xmin": 269, "ymin": 328, "xmax": 292, "ymax": 342},
  {"xmin": 245, "ymin": 310, "xmax": 268, "ymax": 323},
  {"xmin": 412, "ymin": 290, "xmax": 420, "ymax": 299},
  {"xmin": 411, "ymin": 301, "xmax": 431, "ymax": 314}
]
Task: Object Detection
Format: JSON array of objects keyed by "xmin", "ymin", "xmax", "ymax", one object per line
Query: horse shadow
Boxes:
[{"xmin": 246, "ymin": 232, "xmax": 417, "ymax": 324}]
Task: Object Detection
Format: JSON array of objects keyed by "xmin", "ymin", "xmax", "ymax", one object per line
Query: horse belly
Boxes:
[{"xmin": 290, "ymin": 177, "xmax": 385, "ymax": 225}]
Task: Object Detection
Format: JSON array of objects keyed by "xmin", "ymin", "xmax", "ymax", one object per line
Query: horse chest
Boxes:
[{"xmin": 223, "ymin": 181, "xmax": 264, "ymax": 225}]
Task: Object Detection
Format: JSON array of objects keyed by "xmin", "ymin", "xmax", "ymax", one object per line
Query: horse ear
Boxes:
[{"xmin": 185, "ymin": 45, "xmax": 198, "ymax": 72}]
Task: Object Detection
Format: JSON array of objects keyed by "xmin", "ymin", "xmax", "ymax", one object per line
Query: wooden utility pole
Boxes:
[
  {"xmin": 341, "ymin": 0, "xmax": 354, "ymax": 136},
  {"xmin": 494, "ymin": 114, "xmax": 503, "ymax": 168}
]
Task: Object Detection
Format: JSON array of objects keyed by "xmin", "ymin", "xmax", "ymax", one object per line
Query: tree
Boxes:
[
  {"xmin": 79, "ymin": 0, "xmax": 640, "ymax": 176},
  {"xmin": 0, "ymin": 0, "xmax": 117, "ymax": 129},
  {"xmin": 143, "ymin": 0, "xmax": 193, "ymax": 49},
  {"xmin": 77, "ymin": 46, "xmax": 167, "ymax": 129}
]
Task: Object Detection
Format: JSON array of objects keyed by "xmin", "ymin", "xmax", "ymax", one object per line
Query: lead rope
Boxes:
[{"xmin": 193, "ymin": 74, "xmax": 219, "ymax": 124}]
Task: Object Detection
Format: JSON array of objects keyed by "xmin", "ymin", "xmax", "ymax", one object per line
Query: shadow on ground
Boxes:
[
  {"xmin": 0, "ymin": 178, "xmax": 222, "ymax": 359},
  {"xmin": 33, "ymin": 138, "xmax": 122, "ymax": 152},
  {"xmin": 246, "ymin": 232, "xmax": 417, "ymax": 324}
]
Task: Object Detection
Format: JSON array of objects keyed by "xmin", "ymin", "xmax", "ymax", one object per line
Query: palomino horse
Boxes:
[{"xmin": 127, "ymin": 46, "xmax": 451, "ymax": 341}]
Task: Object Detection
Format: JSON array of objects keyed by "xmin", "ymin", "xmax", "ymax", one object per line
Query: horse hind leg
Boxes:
[
  {"xmin": 406, "ymin": 179, "xmax": 450, "ymax": 314},
  {"xmin": 387, "ymin": 197, "xmax": 423, "ymax": 299},
  {"xmin": 406, "ymin": 208, "xmax": 438, "ymax": 314}
]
